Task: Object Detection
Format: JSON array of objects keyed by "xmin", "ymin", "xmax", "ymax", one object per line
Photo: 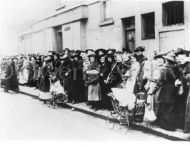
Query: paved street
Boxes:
[{"xmin": 0, "ymin": 89, "xmax": 167, "ymax": 141}]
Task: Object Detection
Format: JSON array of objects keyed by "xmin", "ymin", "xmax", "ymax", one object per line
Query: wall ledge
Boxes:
[{"xmin": 99, "ymin": 18, "xmax": 114, "ymax": 27}]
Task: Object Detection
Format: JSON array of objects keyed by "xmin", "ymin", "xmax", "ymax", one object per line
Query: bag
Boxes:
[{"xmin": 143, "ymin": 105, "xmax": 157, "ymax": 123}]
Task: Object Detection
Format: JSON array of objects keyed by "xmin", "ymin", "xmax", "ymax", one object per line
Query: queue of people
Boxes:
[{"xmin": 0, "ymin": 46, "xmax": 190, "ymax": 133}]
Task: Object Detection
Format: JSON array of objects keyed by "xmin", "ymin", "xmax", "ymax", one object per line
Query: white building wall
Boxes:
[
  {"xmin": 18, "ymin": 0, "xmax": 190, "ymax": 57},
  {"xmin": 62, "ymin": 22, "xmax": 81, "ymax": 50}
]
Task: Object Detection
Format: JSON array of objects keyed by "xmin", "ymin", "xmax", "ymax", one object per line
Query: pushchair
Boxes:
[
  {"xmin": 48, "ymin": 79, "xmax": 67, "ymax": 108},
  {"xmin": 106, "ymin": 88, "xmax": 146, "ymax": 130},
  {"xmin": 39, "ymin": 78, "xmax": 67, "ymax": 109}
]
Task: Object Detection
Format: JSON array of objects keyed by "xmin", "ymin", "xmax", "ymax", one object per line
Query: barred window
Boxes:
[{"xmin": 162, "ymin": 1, "xmax": 184, "ymax": 26}]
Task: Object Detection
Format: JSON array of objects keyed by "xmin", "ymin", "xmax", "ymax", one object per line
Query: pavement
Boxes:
[
  {"xmin": 8, "ymin": 86, "xmax": 190, "ymax": 141},
  {"xmin": 0, "ymin": 89, "xmax": 169, "ymax": 141}
]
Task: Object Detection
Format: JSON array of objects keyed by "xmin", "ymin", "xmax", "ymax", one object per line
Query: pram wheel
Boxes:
[{"xmin": 106, "ymin": 111, "xmax": 119, "ymax": 130}]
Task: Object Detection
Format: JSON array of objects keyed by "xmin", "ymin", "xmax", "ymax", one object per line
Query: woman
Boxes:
[
  {"xmin": 98, "ymin": 54, "xmax": 109, "ymax": 108},
  {"xmin": 148, "ymin": 53, "xmax": 177, "ymax": 131},
  {"xmin": 70, "ymin": 53, "xmax": 85, "ymax": 104},
  {"xmin": 184, "ymin": 73, "xmax": 190, "ymax": 133},
  {"xmin": 38, "ymin": 56, "xmax": 52, "ymax": 102},
  {"xmin": 18, "ymin": 57, "xmax": 29, "ymax": 85},
  {"xmin": 27, "ymin": 56, "xmax": 35, "ymax": 87},
  {"xmin": 4, "ymin": 57, "xmax": 19, "ymax": 92},
  {"xmin": 36, "ymin": 55, "xmax": 43, "ymax": 89},
  {"xmin": 105, "ymin": 53, "xmax": 122, "ymax": 88},
  {"xmin": 85, "ymin": 53, "xmax": 101, "ymax": 111}
]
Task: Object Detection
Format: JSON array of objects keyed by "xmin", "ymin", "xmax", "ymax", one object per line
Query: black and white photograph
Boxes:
[{"xmin": 0, "ymin": 0, "xmax": 190, "ymax": 143}]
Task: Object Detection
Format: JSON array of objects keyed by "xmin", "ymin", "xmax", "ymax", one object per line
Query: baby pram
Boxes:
[
  {"xmin": 106, "ymin": 88, "xmax": 146, "ymax": 130},
  {"xmin": 39, "ymin": 79, "xmax": 67, "ymax": 108}
]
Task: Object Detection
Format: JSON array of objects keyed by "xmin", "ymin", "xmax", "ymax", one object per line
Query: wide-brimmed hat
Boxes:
[
  {"xmin": 106, "ymin": 53, "xmax": 115, "ymax": 59},
  {"xmin": 174, "ymin": 47, "xmax": 188, "ymax": 55},
  {"xmin": 122, "ymin": 47, "xmax": 132, "ymax": 54},
  {"xmin": 64, "ymin": 48, "xmax": 70, "ymax": 52},
  {"xmin": 44, "ymin": 55, "xmax": 53, "ymax": 63},
  {"xmin": 107, "ymin": 49, "xmax": 116, "ymax": 55},
  {"xmin": 71, "ymin": 52, "xmax": 80, "ymax": 59},
  {"xmin": 95, "ymin": 48, "xmax": 107, "ymax": 55},
  {"xmin": 153, "ymin": 51, "xmax": 167, "ymax": 59},
  {"xmin": 134, "ymin": 46, "xmax": 145, "ymax": 52},
  {"xmin": 85, "ymin": 49, "xmax": 94, "ymax": 54},
  {"xmin": 163, "ymin": 53, "xmax": 176, "ymax": 63},
  {"xmin": 88, "ymin": 53, "xmax": 96, "ymax": 58}
]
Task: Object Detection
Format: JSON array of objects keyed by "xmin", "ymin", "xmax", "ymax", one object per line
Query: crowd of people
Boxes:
[{"xmin": 0, "ymin": 46, "xmax": 190, "ymax": 133}]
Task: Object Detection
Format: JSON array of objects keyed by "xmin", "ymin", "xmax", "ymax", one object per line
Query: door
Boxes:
[
  {"xmin": 122, "ymin": 16, "xmax": 135, "ymax": 52},
  {"xmin": 126, "ymin": 30, "xmax": 135, "ymax": 52}
]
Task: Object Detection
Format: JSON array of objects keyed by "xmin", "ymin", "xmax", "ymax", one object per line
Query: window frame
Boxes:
[{"xmin": 141, "ymin": 12, "xmax": 155, "ymax": 40}]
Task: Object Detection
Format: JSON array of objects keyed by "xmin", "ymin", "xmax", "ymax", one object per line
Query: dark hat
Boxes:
[
  {"xmin": 44, "ymin": 55, "xmax": 53, "ymax": 63},
  {"xmin": 85, "ymin": 49, "xmax": 94, "ymax": 54},
  {"xmin": 65, "ymin": 48, "xmax": 70, "ymax": 52},
  {"xmin": 106, "ymin": 53, "xmax": 115, "ymax": 59},
  {"xmin": 134, "ymin": 46, "xmax": 145, "ymax": 52},
  {"xmin": 122, "ymin": 47, "xmax": 132, "ymax": 54},
  {"xmin": 88, "ymin": 53, "xmax": 96, "ymax": 58},
  {"xmin": 174, "ymin": 48, "xmax": 188, "ymax": 55},
  {"xmin": 48, "ymin": 51, "xmax": 56, "ymax": 55},
  {"xmin": 107, "ymin": 49, "xmax": 116, "ymax": 55},
  {"xmin": 95, "ymin": 48, "xmax": 107, "ymax": 56},
  {"xmin": 71, "ymin": 52, "xmax": 80, "ymax": 59}
]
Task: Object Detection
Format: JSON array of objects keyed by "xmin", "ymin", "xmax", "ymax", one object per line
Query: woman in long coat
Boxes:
[
  {"xmin": 184, "ymin": 73, "xmax": 190, "ymax": 133},
  {"xmin": 85, "ymin": 54, "xmax": 101, "ymax": 111},
  {"xmin": 38, "ymin": 57, "xmax": 52, "ymax": 101},
  {"xmin": 149, "ymin": 54, "xmax": 177, "ymax": 131},
  {"xmin": 27, "ymin": 56, "xmax": 35, "ymax": 86},
  {"xmin": 98, "ymin": 54, "xmax": 109, "ymax": 109},
  {"xmin": 4, "ymin": 58, "xmax": 19, "ymax": 92},
  {"xmin": 70, "ymin": 54, "xmax": 85, "ymax": 103}
]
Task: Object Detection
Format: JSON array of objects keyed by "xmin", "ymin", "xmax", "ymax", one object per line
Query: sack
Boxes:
[{"xmin": 143, "ymin": 105, "xmax": 157, "ymax": 123}]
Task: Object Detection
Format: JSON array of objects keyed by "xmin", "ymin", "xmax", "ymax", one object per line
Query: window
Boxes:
[
  {"xmin": 103, "ymin": 0, "xmax": 111, "ymax": 20},
  {"xmin": 99, "ymin": 0, "xmax": 114, "ymax": 26},
  {"xmin": 162, "ymin": 1, "xmax": 184, "ymax": 26},
  {"xmin": 141, "ymin": 12, "xmax": 155, "ymax": 40}
]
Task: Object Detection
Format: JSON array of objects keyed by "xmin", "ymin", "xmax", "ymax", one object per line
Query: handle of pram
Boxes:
[{"xmin": 107, "ymin": 93, "xmax": 117, "ymax": 101}]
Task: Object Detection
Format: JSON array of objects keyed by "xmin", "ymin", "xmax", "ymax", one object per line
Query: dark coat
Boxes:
[
  {"xmin": 27, "ymin": 61, "xmax": 34, "ymax": 86},
  {"xmin": 70, "ymin": 60, "xmax": 85, "ymax": 102},
  {"xmin": 39, "ymin": 65, "xmax": 50, "ymax": 92},
  {"xmin": 4, "ymin": 61, "xmax": 19, "ymax": 91},
  {"xmin": 184, "ymin": 74, "xmax": 190, "ymax": 133},
  {"xmin": 105, "ymin": 62, "xmax": 122, "ymax": 88},
  {"xmin": 174, "ymin": 62, "xmax": 190, "ymax": 129},
  {"xmin": 155, "ymin": 64, "xmax": 177, "ymax": 103},
  {"xmin": 152, "ymin": 63, "xmax": 177, "ymax": 130}
]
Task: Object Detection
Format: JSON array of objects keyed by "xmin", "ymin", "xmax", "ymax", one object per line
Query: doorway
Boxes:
[
  {"xmin": 122, "ymin": 16, "xmax": 135, "ymax": 52},
  {"xmin": 54, "ymin": 26, "xmax": 63, "ymax": 53}
]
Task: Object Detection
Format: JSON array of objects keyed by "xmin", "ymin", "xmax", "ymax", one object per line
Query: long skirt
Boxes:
[
  {"xmin": 70, "ymin": 79, "xmax": 85, "ymax": 102},
  {"xmin": 157, "ymin": 103, "xmax": 176, "ymax": 131},
  {"xmin": 88, "ymin": 83, "xmax": 101, "ymax": 101},
  {"xmin": 184, "ymin": 95, "xmax": 190, "ymax": 133}
]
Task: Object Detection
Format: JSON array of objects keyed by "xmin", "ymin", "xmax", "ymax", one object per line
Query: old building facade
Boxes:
[{"xmin": 18, "ymin": 0, "xmax": 190, "ymax": 58}]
